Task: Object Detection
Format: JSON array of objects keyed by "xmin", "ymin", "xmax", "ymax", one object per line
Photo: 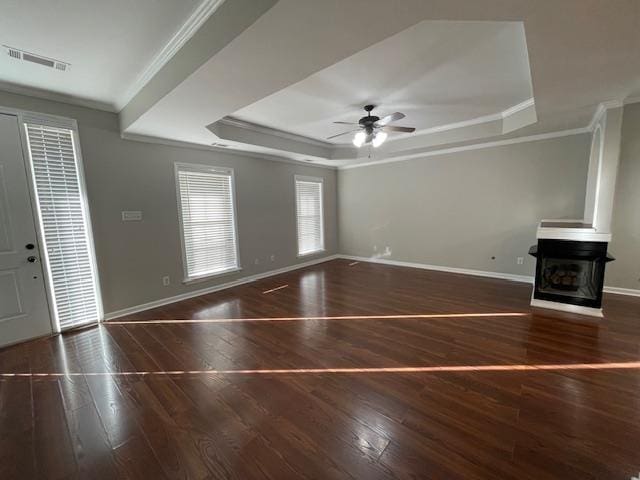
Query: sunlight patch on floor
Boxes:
[
  {"xmin": 106, "ymin": 312, "xmax": 529, "ymax": 325},
  {"xmin": 3, "ymin": 361, "xmax": 640, "ymax": 378}
]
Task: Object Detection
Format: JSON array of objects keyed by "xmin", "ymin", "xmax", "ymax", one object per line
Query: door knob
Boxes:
[{"xmin": 27, "ymin": 256, "xmax": 37, "ymax": 263}]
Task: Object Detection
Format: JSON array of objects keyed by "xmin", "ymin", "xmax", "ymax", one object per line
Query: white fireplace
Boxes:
[{"xmin": 530, "ymin": 104, "xmax": 623, "ymax": 317}]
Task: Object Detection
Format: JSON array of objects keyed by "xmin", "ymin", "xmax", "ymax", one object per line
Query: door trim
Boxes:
[{"xmin": 0, "ymin": 104, "xmax": 104, "ymax": 333}]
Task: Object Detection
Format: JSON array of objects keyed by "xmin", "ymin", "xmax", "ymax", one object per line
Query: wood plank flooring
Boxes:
[{"xmin": 1, "ymin": 258, "xmax": 639, "ymax": 479}]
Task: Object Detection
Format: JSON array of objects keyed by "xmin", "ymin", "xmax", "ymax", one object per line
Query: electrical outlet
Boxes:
[
  {"xmin": 162, "ymin": 276, "xmax": 170, "ymax": 286},
  {"xmin": 517, "ymin": 257, "xmax": 524, "ymax": 265},
  {"xmin": 384, "ymin": 246, "xmax": 392, "ymax": 256},
  {"xmin": 270, "ymin": 254, "xmax": 275, "ymax": 262},
  {"xmin": 254, "ymin": 258, "xmax": 260, "ymax": 265}
]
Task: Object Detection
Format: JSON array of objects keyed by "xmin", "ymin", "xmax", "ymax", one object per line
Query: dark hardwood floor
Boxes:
[{"xmin": 1, "ymin": 258, "xmax": 640, "ymax": 479}]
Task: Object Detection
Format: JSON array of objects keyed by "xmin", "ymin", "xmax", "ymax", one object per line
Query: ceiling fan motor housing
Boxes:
[
  {"xmin": 359, "ymin": 105, "xmax": 380, "ymax": 134},
  {"xmin": 359, "ymin": 117, "xmax": 379, "ymax": 135}
]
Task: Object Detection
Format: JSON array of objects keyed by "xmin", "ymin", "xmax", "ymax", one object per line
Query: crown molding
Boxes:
[
  {"xmin": 501, "ymin": 98, "xmax": 535, "ymax": 118},
  {"xmin": 220, "ymin": 116, "xmax": 332, "ymax": 148},
  {"xmin": 623, "ymin": 95, "xmax": 640, "ymax": 106},
  {"xmin": 116, "ymin": 0, "xmax": 226, "ymax": 111},
  {"xmin": 219, "ymin": 98, "xmax": 537, "ymax": 154},
  {"xmin": 588, "ymin": 99, "xmax": 624, "ymax": 132},
  {"xmin": 0, "ymin": 80, "xmax": 117, "ymax": 113},
  {"xmin": 339, "ymin": 127, "xmax": 589, "ymax": 170},
  {"xmin": 392, "ymin": 98, "xmax": 535, "ymax": 139},
  {"xmin": 411, "ymin": 111, "xmax": 502, "ymax": 137},
  {"xmin": 121, "ymin": 132, "xmax": 336, "ymax": 169}
]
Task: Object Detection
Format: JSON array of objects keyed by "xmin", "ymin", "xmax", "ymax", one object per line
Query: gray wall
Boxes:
[
  {"xmin": 0, "ymin": 91, "xmax": 338, "ymax": 314},
  {"xmin": 4, "ymin": 87, "xmax": 638, "ymax": 317},
  {"xmin": 608, "ymin": 102, "xmax": 640, "ymax": 290},
  {"xmin": 338, "ymin": 134, "xmax": 591, "ymax": 278}
]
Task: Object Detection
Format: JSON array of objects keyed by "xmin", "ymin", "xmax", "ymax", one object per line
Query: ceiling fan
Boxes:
[{"xmin": 327, "ymin": 104, "xmax": 416, "ymax": 148}]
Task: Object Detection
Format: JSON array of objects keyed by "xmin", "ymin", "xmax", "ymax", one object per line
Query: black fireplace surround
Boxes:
[{"xmin": 529, "ymin": 240, "xmax": 614, "ymax": 309}]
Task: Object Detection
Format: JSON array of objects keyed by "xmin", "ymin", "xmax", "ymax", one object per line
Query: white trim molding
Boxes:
[
  {"xmin": 19, "ymin": 111, "xmax": 104, "ymax": 332},
  {"xmin": 220, "ymin": 117, "xmax": 332, "ymax": 148},
  {"xmin": 339, "ymin": 255, "xmax": 640, "ymax": 299},
  {"xmin": 338, "ymin": 255, "xmax": 535, "ymax": 284},
  {"xmin": 340, "ymin": 128, "xmax": 589, "ymax": 170},
  {"xmin": 603, "ymin": 286, "xmax": 640, "ymax": 297},
  {"xmin": 501, "ymin": 98, "xmax": 535, "ymax": 119},
  {"xmin": 412, "ymin": 111, "xmax": 503, "ymax": 137},
  {"xmin": 103, "ymin": 254, "xmax": 640, "ymax": 321},
  {"xmin": 623, "ymin": 95, "xmax": 640, "ymax": 106},
  {"xmin": 0, "ymin": 80, "xmax": 116, "ymax": 113},
  {"xmin": 588, "ymin": 100, "xmax": 623, "ymax": 132},
  {"xmin": 104, "ymin": 254, "xmax": 340, "ymax": 320},
  {"xmin": 117, "ymin": 0, "xmax": 226, "ymax": 110},
  {"xmin": 120, "ymin": 132, "xmax": 337, "ymax": 170}
]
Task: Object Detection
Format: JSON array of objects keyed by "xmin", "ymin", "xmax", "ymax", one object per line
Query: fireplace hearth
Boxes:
[{"xmin": 529, "ymin": 239, "xmax": 614, "ymax": 309}]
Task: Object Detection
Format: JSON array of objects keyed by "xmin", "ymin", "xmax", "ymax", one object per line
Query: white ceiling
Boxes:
[
  {"xmin": 0, "ymin": 0, "xmax": 204, "ymax": 111},
  {"xmin": 121, "ymin": 0, "xmax": 640, "ymax": 167},
  {"xmin": 1, "ymin": 0, "xmax": 639, "ymax": 168},
  {"xmin": 233, "ymin": 21, "xmax": 533, "ymax": 144}
]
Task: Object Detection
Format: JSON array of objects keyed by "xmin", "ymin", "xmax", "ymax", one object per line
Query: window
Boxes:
[
  {"xmin": 24, "ymin": 121, "xmax": 102, "ymax": 331},
  {"xmin": 176, "ymin": 163, "xmax": 239, "ymax": 281},
  {"xmin": 295, "ymin": 176, "xmax": 324, "ymax": 256}
]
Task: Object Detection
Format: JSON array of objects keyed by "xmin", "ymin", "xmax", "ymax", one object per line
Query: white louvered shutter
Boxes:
[
  {"xmin": 295, "ymin": 177, "xmax": 324, "ymax": 256},
  {"xmin": 24, "ymin": 123, "xmax": 101, "ymax": 330},
  {"xmin": 176, "ymin": 165, "xmax": 239, "ymax": 280}
]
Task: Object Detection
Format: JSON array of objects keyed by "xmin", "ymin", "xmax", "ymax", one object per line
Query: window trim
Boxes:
[
  {"xmin": 18, "ymin": 112, "xmax": 104, "ymax": 331},
  {"xmin": 174, "ymin": 162, "xmax": 242, "ymax": 284},
  {"xmin": 295, "ymin": 174, "xmax": 325, "ymax": 257}
]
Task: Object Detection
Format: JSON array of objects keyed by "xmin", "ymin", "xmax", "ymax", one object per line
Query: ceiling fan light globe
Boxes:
[
  {"xmin": 372, "ymin": 131, "xmax": 388, "ymax": 147},
  {"xmin": 353, "ymin": 131, "xmax": 366, "ymax": 147}
]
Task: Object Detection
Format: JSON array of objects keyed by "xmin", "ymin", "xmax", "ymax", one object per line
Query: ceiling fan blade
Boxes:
[
  {"xmin": 382, "ymin": 125, "xmax": 416, "ymax": 133},
  {"xmin": 375, "ymin": 112, "xmax": 405, "ymax": 126},
  {"xmin": 333, "ymin": 121, "xmax": 359, "ymax": 125},
  {"xmin": 326, "ymin": 129, "xmax": 360, "ymax": 140}
]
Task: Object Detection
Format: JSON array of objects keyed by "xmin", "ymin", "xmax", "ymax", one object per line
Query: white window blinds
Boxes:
[
  {"xmin": 295, "ymin": 176, "xmax": 324, "ymax": 256},
  {"xmin": 176, "ymin": 164, "xmax": 239, "ymax": 281},
  {"xmin": 24, "ymin": 123, "xmax": 101, "ymax": 331}
]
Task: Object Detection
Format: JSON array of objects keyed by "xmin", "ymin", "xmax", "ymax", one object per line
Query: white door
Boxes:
[{"xmin": 0, "ymin": 113, "xmax": 52, "ymax": 348}]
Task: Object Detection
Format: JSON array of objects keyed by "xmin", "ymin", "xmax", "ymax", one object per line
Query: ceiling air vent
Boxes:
[
  {"xmin": 7, "ymin": 47, "xmax": 21, "ymax": 59},
  {"xmin": 4, "ymin": 45, "xmax": 70, "ymax": 71}
]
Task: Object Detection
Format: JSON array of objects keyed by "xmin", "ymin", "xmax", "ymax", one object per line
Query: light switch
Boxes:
[{"xmin": 122, "ymin": 211, "xmax": 142, "ymax": 222}]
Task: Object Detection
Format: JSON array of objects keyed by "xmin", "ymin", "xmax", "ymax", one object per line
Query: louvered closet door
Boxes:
[
  {"xmin": 176, "ymin": 164, "xmax": 240, "ymax": 281},
  {"xmin": 24, "ymin": 123, "xmax": 101, "ymax": 331}
]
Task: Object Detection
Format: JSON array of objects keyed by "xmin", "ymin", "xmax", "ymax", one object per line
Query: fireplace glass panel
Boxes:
[{"xmin": 539, "ymin": 257, "xmax": 598, "ymax": 300}]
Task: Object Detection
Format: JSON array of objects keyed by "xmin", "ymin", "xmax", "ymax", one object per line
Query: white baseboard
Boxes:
[
  {"xmin": 103, "ymin": 254, "xmax": 340, "ymax": 320},
  {"xmin": 341, "ymin": 255, "xmax": 640, "ymax": 299},
  {"xmin": 338, "ymin": 255, "xmax": 535, "ymax": 284},
  {"xmin": 103, "ymin": 254, "xmax": 640, "ymax": 321},
  {"xmin": 603, "ymin": 286, "xmax": 640, "ymax": 297}
]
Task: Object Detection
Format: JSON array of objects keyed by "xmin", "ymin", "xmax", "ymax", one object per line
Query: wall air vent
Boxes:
[{"xmin": 4, "ymin": 45, "xmax": 70, "ymax": 71}]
